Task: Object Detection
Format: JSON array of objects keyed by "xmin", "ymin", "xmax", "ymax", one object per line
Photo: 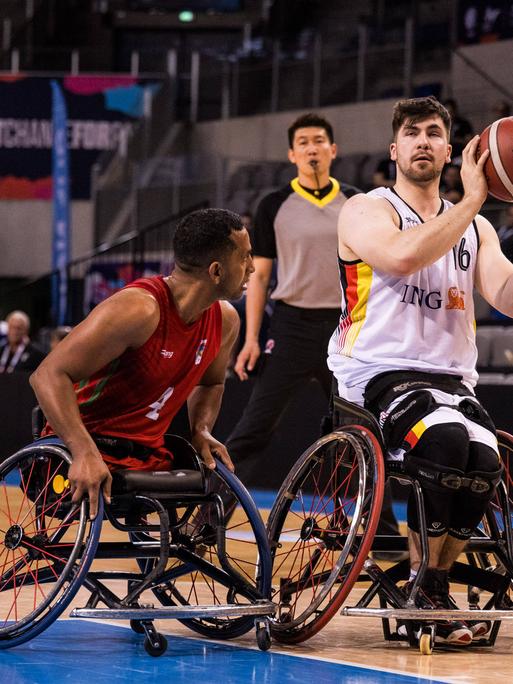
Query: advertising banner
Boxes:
[{"xmin": 0, "ymin": 75, "xmax": 160, "ymax": 199}]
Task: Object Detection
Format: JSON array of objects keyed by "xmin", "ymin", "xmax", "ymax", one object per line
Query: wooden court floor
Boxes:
[{"xmin": 2, "ymin": 486, "xmax": 513, "ymax": 683}]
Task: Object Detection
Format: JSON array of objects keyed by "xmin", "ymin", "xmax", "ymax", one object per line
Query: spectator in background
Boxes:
[
  {"xmin": 0, "ymin": 319, "xmax": 6, "ymax": 345},
  {"xmin": 50, "ymin": 326, "xmax": 72, "ymax": 351},
  {"xmin": 0, "ymin": 311, "xmax": 45, "ymax": 374},
  {"xmin": 492, "ymin": 99, "xmax": 511, "ymax": 120},
  {"xmin": 440, "ymin": 164, "xmax": 464, "ymax": 204},
  {"xmin": 373, "ymin": 154, "xmax": 396, "ymax": 188},
  {"xmin": 444, "ymin": 98, "xmax": 473, "ymax": 158}
]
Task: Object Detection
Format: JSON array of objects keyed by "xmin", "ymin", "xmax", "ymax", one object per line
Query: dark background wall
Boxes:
[{"xmin": 1, "ymin": 373, "xmax": 512, "ymax": 490}]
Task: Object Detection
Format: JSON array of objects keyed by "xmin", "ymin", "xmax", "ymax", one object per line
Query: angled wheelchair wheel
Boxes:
[
  {"xmin": 490, "ymin": 430, "xmax": 513, "ymax": 573},
  {"xmin": 0, "ymin": 439, "xmax": 102, "ymax": 649},
  {"xmin": 141, "ymin": 460, "xmax": 272, "ymax": 640},
  {"xmin": 267, "ymin": 426, "xmax": 385, "ymax": 643}
]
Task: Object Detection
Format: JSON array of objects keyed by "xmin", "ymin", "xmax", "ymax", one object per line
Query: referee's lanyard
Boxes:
[{"xmin": 0, "ymin": 342, "xmax": 26, "ymax": 373}]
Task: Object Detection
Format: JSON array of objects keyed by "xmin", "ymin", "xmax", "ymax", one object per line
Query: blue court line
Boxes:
[
  {"xmin": 0, "ymin": 620, "xmax": 447, "ymax": 684},
  {"xmin": 250, "ymin": 489, "xmax": 408, "ymax": 522}
]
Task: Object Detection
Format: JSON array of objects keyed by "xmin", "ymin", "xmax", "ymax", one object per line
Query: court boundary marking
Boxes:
[{"xmin": 84, "ymin": 618, "xmax": 454, "ymax": 683}]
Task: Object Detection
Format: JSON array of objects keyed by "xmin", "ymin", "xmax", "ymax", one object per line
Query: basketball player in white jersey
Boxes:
[{"xmin": 328, "ymin": 96, "xmax": 513, "ymax": 645}]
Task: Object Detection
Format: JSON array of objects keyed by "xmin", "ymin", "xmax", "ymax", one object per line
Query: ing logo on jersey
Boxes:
[{"xmin": 195, "ymin": 339, "xmax": 208, "ymax": 365}]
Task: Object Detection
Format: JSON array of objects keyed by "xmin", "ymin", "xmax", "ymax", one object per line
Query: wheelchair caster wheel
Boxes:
[
  {"xmin": 255, "ymin": 621, "xmax": 271, "ymax": 651},
  {"xmin": 130, "ymin": 619, "xmax": 145, "ymax": 635},
  {"xmin": 144, "ymin": 633, "xmax": 168, "ymax": 657},
  {"xmin": 419, "ymin": 626, "xmax": 434, "ymax": 655}
]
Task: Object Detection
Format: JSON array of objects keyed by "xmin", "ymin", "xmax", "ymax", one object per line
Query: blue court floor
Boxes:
[{"xmin": 0, "ymin": 620, "xmax": 448, "ymax": 684}]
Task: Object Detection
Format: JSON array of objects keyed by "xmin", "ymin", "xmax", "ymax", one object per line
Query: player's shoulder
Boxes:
[
  {"xmin": 106, "ymin": 284, "xmax": 161, "ymax": 320},
  {"xmin": 341, "ymin": 189, "xmax": 391, "ymax": 212}
]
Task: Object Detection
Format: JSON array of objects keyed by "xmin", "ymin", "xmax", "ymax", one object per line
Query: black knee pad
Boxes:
[
  {"xmin": 404, "ymin": 423, "xmax": 470, "ymax": 485},
  {"xmin": 405, "ymin": 423, "xmax": 469, "ymax": 537},
  {"xmin": 449, "ymin": 445, "xmax": 502, "ymax": 540}
]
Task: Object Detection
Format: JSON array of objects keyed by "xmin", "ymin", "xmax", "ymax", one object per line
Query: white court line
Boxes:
[{"xmin": 81, "ymin": 619, "xmax": 456, "ymax": 683}]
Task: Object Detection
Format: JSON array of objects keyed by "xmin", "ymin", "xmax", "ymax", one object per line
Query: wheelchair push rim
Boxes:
[
  {"xmin": 267, "ymin": 426, "xmax": 384, "ymax": 643},
  {"xmin": 0, "ymin": 440, "xmax": 102, "ymax": 648},
  {"xmin": 131, "ymin": 459, "xmax": 272, "ymax": 640}
]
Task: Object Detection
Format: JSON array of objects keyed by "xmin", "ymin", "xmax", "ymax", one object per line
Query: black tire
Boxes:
[
  {"xmin": 256, "ymin": 623, "xmax": 271, "ymax": 651},
  {"xmin": 144, "ymin": 633, "xmax": 168, "ymax": 657},
  {"xmin": 0, "ymin": 438, "xmax": 102, "ymax": 649},
  {"xmin": 267, "ymin": 426, "xmax": 385, "ymax": 644},
  {"xmin": 130, "ymin": 619, "xmax": 146, "ymax": 634}
]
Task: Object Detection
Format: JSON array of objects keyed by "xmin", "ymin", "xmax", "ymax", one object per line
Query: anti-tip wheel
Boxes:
[
  {"xmin": 144, "ymin": 633, "xmax": 168, "ymax": 657},
  {"xmin": 419, "ymin": 628, "xmax": 434, "ymax": 655},
  {"xmin": 256, "ymin": 624, "xmax": 272, "ymax": 651},
  {"xmin": 130, "ymin": 619, "xmax": 145, "ymax": 634}
]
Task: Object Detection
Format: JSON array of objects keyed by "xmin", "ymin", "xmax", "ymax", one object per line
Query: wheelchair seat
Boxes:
[{"xmin": 111, "ymin": 468, "xmax": 205, "ymax": 496}]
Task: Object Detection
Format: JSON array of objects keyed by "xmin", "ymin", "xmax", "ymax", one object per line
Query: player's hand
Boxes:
[
  {"xmin": 460, "ymin": 135, "xmax": 489, "ymax": 206},
  {"xmin": 68, "ymin": 448, "xmax": 112, "ymax": 520},
  {"xmin": 191, "ymin": 430, "xmax": 235, "ymax": 472},
  {"xmin": 234, "ymin": 340, "xmax": 261, "ymax": 381}
]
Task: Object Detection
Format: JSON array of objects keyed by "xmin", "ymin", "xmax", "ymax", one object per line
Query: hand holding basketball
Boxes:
[{"xmin": 478, "ymin": 117, "xmax": 513, "ymax": 202}]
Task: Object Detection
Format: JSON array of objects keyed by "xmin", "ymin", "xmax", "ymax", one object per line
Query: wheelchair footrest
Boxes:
[
  {"xmin": 342, "ymin": 607, "xmax": 513, "ymax": 620},
  {"xmin": 70, "ymin": 601, "xmax": 276, "ymax": 621}
]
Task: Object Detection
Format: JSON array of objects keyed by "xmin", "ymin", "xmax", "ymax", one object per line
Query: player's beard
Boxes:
[{"xmin": 397, "ymin": 157, "xmax": 443, "ymax": 184}]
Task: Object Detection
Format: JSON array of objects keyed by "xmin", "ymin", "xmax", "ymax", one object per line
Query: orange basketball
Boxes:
[{"xmin": 479, "ymin": 116, "xmax": 513, "ymax": 202}]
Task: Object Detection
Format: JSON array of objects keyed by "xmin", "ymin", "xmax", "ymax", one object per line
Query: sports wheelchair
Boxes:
[
  {"xmin": 0, "ymin": 434, "xmax": 275, "ymax": 656},
  {"xmin": 267, "ymin": 395, "xmax": 513, "ymax": 654}
]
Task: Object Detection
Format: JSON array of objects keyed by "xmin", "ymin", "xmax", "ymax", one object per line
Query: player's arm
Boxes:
[
  {"xmin": 187, "ymin": 301, "xmax": 240, "ymax": 471},
  {"xmin": 30, "ymin": 288, "xmax": 160, "ymax": 518},
  {"xmin": 475, "ymin": 215, "xmax": 513, "ymax": 317},
  {"xmin": 234, "ymin": 256, "xmax": 273, "ymax": 380},
  {"xmin": 341, "ymin": 137, "xmax": 489, "ymax": 274}
]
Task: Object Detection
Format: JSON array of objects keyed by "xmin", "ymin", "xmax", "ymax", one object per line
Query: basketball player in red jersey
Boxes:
[{"xmin": 30, "ymin": 208, "xmax": 254, "ymax": 520}]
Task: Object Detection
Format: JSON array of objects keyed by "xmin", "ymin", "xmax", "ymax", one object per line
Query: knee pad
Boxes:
[{"xmin": 405, "ymin": 423, "xmax": 470, "ymax": 481}]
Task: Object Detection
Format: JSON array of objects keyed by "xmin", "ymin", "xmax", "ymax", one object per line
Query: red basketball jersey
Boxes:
[{"xmin": 46, "ymin": 276, "xmax": 222, "ymax": 459}]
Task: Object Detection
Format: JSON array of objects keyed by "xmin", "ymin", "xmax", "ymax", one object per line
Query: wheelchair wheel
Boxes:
[
  {"xmin": 489, "ymin": 430, "xmax": 513, "ymax": 574},
  {"xmin": 267, "ymin": 426, "xmax": 384, "ymax": 643},
  {"xmin": 0, "ymin": 439, "xmax": 102, "ymax": 649},
  {"xmin": 142, "ymin": 460, "xmax": 272, "ymax": 640},
  {"xmin": 498, "ymin": 430, "xmax": 513, "ymax": 507}
]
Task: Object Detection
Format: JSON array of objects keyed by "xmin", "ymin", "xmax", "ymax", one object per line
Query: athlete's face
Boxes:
[
  {"xmin": 288, "ymin": 127, "xmax": 337, "ymax": 181},
  {"xmin": 390, "ymin": 116, "xmax": 451, "ymax": 184},
  {"xmin": 219, "ymin": 228, "xmax": 254, "ymax": 300}
]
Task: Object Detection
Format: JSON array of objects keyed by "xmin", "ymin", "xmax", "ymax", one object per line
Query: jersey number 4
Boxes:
[{"xmin": 146, "ymin": 386, "xmax": 174, "ymax": 421}]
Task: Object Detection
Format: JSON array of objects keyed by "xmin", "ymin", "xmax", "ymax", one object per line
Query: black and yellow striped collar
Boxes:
[{"xmin": 290, "ymin": 177, "xmax": 340, "ymax": 207}]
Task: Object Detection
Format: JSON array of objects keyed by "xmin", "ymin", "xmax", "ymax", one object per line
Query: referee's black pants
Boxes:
[{"xmin": 226, "ymin": 301, "xmax": 399, "ymax": 536}]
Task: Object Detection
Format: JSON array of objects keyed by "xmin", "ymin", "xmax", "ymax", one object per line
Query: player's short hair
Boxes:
[
  {"xmin": 288, "ymin": 113, "xmax": 334, "ymax": 147},
  {"xmin": 173, "ymin": 208, "xmax": 243, "ymax": 271},
  {"xmin": 392, "ymin": 96, "xmax": 451, "ymax": 137}
]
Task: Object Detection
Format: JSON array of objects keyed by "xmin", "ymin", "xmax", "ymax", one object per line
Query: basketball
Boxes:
[{"xmin": 479, "ymin": 116, "xmax": 513, "ymax": 202}]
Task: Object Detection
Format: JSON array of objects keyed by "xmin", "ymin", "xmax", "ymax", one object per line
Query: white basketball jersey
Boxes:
[{"xmin": 327, "ymin": 187, "xmax": 480, "ymax": 391}]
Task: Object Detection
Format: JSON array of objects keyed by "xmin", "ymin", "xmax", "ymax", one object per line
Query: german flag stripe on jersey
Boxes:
[
  {"xmin": 404, "ymin": 419, "xmax": 427, "ymax": 450},
  {"xmin": 337, "ymin": 260, "xmax": 373, "ymax": 355}
]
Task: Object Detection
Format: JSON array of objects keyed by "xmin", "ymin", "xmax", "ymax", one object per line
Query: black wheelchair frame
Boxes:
[
  {"xmin": 0, "ymin": 435, "xmax": 275, "ymax": 656},
  {"xmin": 267, "ymin": 395, "xmax": 513, "ymax": 654}
]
